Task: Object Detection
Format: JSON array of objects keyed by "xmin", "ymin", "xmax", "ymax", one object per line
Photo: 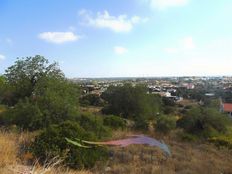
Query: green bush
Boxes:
[
  {"xmin": 76, "ymin": 113, "xmax": 111, "ymax": 139},
  {"xmin": 103, "ymin": 115, "xmax": 126, "ymax": 130},
  {"xmin": 34, "ymin": 77, "xmax": 80, "ymax": 126},
  {"xmin": 80, "ymin": 94, "xmax": 105, "ymax": 106},
  {"xmin": 0, "ymin": 98, "xmax": 43, "ymax": 130},
  {"xmin": 208, "ymin": 136, "xmax": 232, "ymax": 149},
  {"xmin": 179, "ymin": 132, "xmax": 198, "ymax": 142},
  {"xmin": 155, "ymin": 115, "xmax": 176, "ymax": 134},
  {"xmin": 102, "ymin": 84, "xmax": 161, "ymax": 121},
  {"xmin": 177, "ymin": 107, "xmax": 231, "ymax": 138},
  {"xmin": 163, "ymin": 106, "xmax": 176, "ymax": 115},
  {"xmin": 31, "ymin": 121, "xmax": 108, "ymax": 169},
  {"xmin": 134, "ymin": 117, "xmax": 149, "ymax": 131},
  {"xmin": 0, "ymin": 56, "xmax": 80, "ymax": 130}
]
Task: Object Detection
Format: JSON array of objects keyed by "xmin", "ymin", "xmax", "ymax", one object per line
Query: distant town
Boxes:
[{"xmin": 74, "ymin": 76, "xmax": 232, "ymax": 117}]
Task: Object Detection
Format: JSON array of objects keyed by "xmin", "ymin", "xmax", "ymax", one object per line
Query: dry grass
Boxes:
[
  {"xmin": 1, "ymin": 130, "xmax": 232, "ymax": 174},
  {"xmin": 0, "ymin": 131, "xmax": 92, "ymax": 174},
  {"xmin": 0, "ymin": 131, "xmax": 18, "ymax": 168},
  {"xmin": 3, "ymin": 162, "xmax": 92, "ymax": 174},
  {"xmin": 31, "ymin": 157, "xmax": 93, "ymax": 174},
  {"xmin": 80, "ymin": 106, "xmax": 102, "ymax": 114},
  {"xmin": 92, "ymin": 135, "xmax": 232, "ymax": 174},
  {"xmin": 177, "ymin": 99, "xmax": 198, "ymax": 106}
]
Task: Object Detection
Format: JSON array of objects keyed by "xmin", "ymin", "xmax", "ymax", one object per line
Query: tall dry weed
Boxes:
[{"xmin": 0, "ymin": 131, "xmax": 18, "ymax": 167}]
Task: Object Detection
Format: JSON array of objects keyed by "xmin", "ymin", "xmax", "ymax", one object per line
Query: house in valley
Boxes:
[{"xmin": 220, "ymin": 101, "xmax": 232, "ymax": 118}]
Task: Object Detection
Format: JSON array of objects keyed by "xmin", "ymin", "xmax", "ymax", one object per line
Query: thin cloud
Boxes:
[
  {"xmin": 79, "ymin": 9, "xmax": 148, "ymax": 33},
  {"xmin": 0, "ymin": 54, "xmax": 6, "ymax": 60},
  {"xmin": 114, "ymin": 46, "xmax": 128, "ymax": 55},
  {"xmin": 38, "ymin": 32, "xmax": 80, "ymax": 44},
  {"xmin": 165, "ymin": 36, "xmax": 195, "ymax": 53},
  {"xmin": 68, "ymin": 26, "xmax": 76, "ymax": 31},
  {"xmin": 149, "ymin": 0, "xmax": 189, "ymax": 10}
]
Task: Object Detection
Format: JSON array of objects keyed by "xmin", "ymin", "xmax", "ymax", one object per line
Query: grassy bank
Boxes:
[{"xmin": 1, "ymin": 130, "xmax": 232, "ymax": 174}]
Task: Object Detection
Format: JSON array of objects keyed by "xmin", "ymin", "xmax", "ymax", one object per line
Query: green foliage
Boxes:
[
  {"xmin": 103, "ymin": 115, "xmax": 126, "ymax": 130},
  {"xmin": 76, "ymin": 113, "xmax": 111, "ymax": 139},
  {"xmin": 3, "ymin": 55, "xmax": 64, "ymax": 106},
  {"xmin": 177, "ymin": 107, "xmax": 231, "ymax": 138},
  {"xmin": 0, "ymin": 76, "xmax": 6, "ymax": 103},
  {"xmin": 31, "ymin": 121, "xmax": 108, "ymax": 169},
  {"xmin": 80, "ymin": 94, "xmax": 105, "ymax": 106},
  {"xmin": 102, "ymin": 84, "xmax": 161, "ymax": 122},
  {"xmin": 155, "ymin": 115, "xmax": 176, "ymax": 134},
  {"xmin": 208, "ymin": 136, "xmax": 232, "ymax": 149},
  {"xmin": 34, "ymin": 77, "xmax": 80, "ymax": 126},
  {"xmin": 0, "ymin": 98, "xmax": 43, "ymax": 130},
  {"xmin": 207, "ymin": 99, "xmax": 220, "ymax": 108},
  {"xmin": 176, "ymin": 87, "xmax": 206, "ymax": 101},
  {"xmin": 0, "ymin": 56, "xmax": 80, "ymax": 130},
  {"xmin": 162, "ymin": 97, "xmax": 175, "ymax": 106},
  {"xmin": 163, "ymin": 106, "xmax": 176, "ymax": 115},
  {"xmin": 0, "ymin": 104, "xmax": 6, "ymax": 112},
  {"xmin": 179, "ymin": 132, "xmax": 198, "ymax": 142},
  {"xmin": 133, "ymin": 117, "xmax": 149, "ymax": 130}
]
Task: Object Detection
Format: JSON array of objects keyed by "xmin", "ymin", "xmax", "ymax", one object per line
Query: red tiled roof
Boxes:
[{"xmin": 223, "ymin": 103, "xmax": 232, "ymax": 112}]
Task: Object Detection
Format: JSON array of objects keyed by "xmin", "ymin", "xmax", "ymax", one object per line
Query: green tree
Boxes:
[
  {"xmin": 103, "ymin": 115, "xmax": 126, "ymax": 130},
  {"xmin": 0, "ymin": 56, "xmax": 80, "ymax": 130},
  {"xmin": 177, "ymin": 107, "xmax": 231, "ymax": 138},
  {"xmin": 34, "ymin": 76, "xmax": 80, "ymax": 126},
  {"xmin": 80, "ymin": 94, "xmax": 105, "ymax": 106},
  {"xmin": 1, "ymin": 98, "xmax": 43, "ymax": 130},
  {"xmin": 3, "ymin": 55, "xmax": 64, "ymax": 105},
  {"xmin": 155, "ymin": 115, "xmax": 176, "ymax": 134},
  {"xmin": 0, "ymin": 75, "xmax": 6, "ymax": 103},
  {"xmin": 102, "ymin": 84, "xmax": 161, "ymax": 120}
]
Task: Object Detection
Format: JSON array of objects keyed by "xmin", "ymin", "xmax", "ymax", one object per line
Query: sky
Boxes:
[{"xmin": 0, "ymin": 0, "xmax": 232, "ymax": 78}]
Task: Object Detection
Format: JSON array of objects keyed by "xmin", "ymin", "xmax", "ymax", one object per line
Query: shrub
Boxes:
[
  {"xmin": 133, "ymin": 117, "xmax": 149, "ymax": 131},
  {"xmin": 162, "ymin": 97, "xmax": 175, "ymax": 106},
  {"xmin": 0, "ymin": 105, "xmax": 6, "ymax": 113},
  {"xmin": 0, "ymin": 98, "xmax": 43, "ymax": 130},
  {"xmin": 103, "ymin": 115, "xmax": 126, "ymax": 130},
  {"xmin": 163, "ymin": 106, "xmax": 176, "ymax": 115},
  {"xmin": 31, "ymin": 121, "xmax": 108, "ymax": 169},
  {"xmin": 208, "ymin": 136, "xmax": 232, "ymax": 149},
  {"xmin": 76, "ymin": 113, "xmax": 111, "ymax": 139},
  {"xmin": 180, "ymin": 108, "xmax": 188, "ymax": 115},
  {"xmin": 184, "ymin": 105, "xmax": 192, "ymax": 110},
  {"xmin": 102, "ymin": 84, "xmax": 161, "ymax": 121},
  {"xmin": 179, "ymin": 132, "xmax": 198, "ymax": 142},
  {"xmin": 177, "ymin": 107, "xmax": 231, "ymax": 138},
  {"xmin": 80, "ymin": 94, "xmax": 105, "ymax": 106},
  {"xmin": 155, "ymin": 115, "xmax": 176, "ymax": 134}
]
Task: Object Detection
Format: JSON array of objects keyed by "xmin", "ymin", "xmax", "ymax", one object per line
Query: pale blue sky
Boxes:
[{"xmin": 0, "ymin": 0, "xmax": 232, "ymax": 77}]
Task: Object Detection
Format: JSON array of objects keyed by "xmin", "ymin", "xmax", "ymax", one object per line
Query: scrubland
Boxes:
[{"xmin": 1, "ymin": 130, "xmax": 232, "ymax": 174}]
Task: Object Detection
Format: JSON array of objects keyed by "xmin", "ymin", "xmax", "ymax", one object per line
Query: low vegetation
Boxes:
[
  {"xmin": 32, "ymin": 121, "xmax": 108, "ymax": 169},
  {"xmin": 0, "ymin": 55, "xmax": 232, "ymax": 173},
  {"xmin": 177, "ymin": 107, "xmax": 231, "ymax": 138}
]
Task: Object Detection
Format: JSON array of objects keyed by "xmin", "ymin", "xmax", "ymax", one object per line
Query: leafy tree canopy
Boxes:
[
  {"xmin": 102, "ymin": 84, "xmax": 161, "ymax": 121},
  {"xmin": 177, "ymin": 106, "xmax": 231, "ymax": 138},
  {"xmin": 3, "ymin": 55, "xmax": 64, "ymax": 105},
  {"xmin": 0, "ymin": 55, "xmax": 80, "ymax": 130}
]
